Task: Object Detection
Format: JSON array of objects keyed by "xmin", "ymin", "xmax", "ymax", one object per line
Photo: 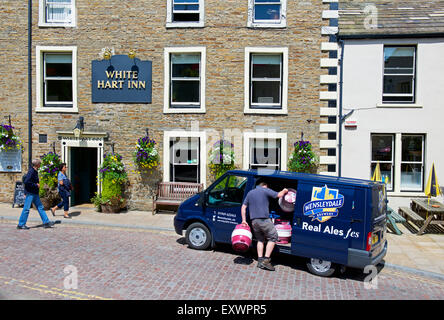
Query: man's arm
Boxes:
[
  {"xmin": 277, "ymin": 188, "xmax": 288, "ymax": 198},
  {"xmin": 241, "ymin": 204, "xmax": 248, "ymax": 225}
]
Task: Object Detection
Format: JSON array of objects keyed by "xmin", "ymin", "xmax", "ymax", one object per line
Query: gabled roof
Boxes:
[{"xmin": 338, "ymin": 1, "xmax": 444, "ymax": 39}]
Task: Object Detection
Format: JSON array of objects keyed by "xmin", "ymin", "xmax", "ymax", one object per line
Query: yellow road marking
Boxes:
[
  {"xmin": 381, "ymin": 268, "xmax": 444, "ymax": 287},
  {"xmin": 0, "ymin": 275, "xmax": 112, "ymax": 300}
]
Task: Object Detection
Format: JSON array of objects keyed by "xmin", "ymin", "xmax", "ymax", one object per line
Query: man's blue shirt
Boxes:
[{"xmin": 243, "ymin": 186, "xmax": 278, "ymax": 220}]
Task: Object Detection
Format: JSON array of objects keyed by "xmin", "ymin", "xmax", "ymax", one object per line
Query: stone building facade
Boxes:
[{"xmin": 0, "ymin": 0, "xmax": 337, "ymax": 210}]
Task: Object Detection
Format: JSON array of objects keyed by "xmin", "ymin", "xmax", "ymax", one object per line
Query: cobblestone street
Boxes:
[{"xmin": 1, "ymin": 221, "xmax": 443, "ymax": 300}]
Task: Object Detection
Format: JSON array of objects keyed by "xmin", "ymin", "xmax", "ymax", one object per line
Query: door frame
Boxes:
[{"xmin": 57, "ymin": 131, "xmax": 107, "ymax": 200}]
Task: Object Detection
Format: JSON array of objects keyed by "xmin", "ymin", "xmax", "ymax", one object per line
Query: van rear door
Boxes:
[
  {"xmin": 291, "ymin": 182, "xmax": 356, "ymax": 265},
  {"xmin": 367, "ymin": 183, "xmax": 387, "ymax": 256}
]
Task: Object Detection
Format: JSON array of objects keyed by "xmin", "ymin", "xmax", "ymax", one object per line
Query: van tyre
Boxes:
[
  {"xmin": 185, "ymin": 222, "xmax": 212, "ymax": 250},
  {"xmin": 306, "ymin": 258, "xmax": 336, "ymax": 277}
]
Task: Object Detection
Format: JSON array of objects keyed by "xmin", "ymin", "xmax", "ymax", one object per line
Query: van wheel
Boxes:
[
  {"xmin": 306, "ymin": 258, "xmax": 336, "ymax": 277},
  {"xmin": 185, "ymin": 222, "xmax": 212, "ymax": 250}
]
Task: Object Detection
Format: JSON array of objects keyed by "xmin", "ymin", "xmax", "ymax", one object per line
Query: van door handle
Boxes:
[
  {"xmin": 295, "ymin": 218, "xmax": 301, "ymax": 226},
  {"xmin": 351, "ymin": 218, "xmax": 362, "ymax": 223}
]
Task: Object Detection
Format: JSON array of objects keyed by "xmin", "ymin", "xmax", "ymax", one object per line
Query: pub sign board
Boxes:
[{"xmin": 92, "ymin": 55, "xmax": 152, "ymax": 103}]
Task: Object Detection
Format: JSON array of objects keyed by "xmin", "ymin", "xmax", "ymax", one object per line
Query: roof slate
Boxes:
[{"xmin": 338, "ymin": 1, "xmax": 444, "ymax": 38}]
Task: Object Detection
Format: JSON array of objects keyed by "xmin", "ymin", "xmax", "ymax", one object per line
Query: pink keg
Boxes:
[
  {"xmin": 278, "ymin": 188, "xmax": 297, "ymax": 213},
  {"xmin": 231, "ymin": 224, "xmax": 252, "ymax": 252},
  {"xmin": 274, "ymin": 219, "xmax": 291, "ymax": 244}
]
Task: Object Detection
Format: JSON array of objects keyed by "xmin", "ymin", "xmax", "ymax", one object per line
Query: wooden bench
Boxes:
[
  {"xmin": 399, "ymin": 206, "xmax": 425, "ymax": 223},
  {"xmin": 386, "ymin": 206, "xmax": 406, "ymax": 235},
  {"xmin": 152, "ymin": 182, "xmax": 204, "ymax": 215}
]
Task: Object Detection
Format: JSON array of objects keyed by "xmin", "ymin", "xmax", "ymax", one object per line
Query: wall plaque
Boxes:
[
  {"xmin": 0, "ymin": 149, "xmax": 22, "ymax": 172},
  {"xmin": 92, "ymin": 55, "xmax": 152, "ymax": 103}
]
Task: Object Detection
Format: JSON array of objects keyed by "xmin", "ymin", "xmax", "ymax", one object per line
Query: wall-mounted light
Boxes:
[
  {"xmin": 100, "ymin": 47, "xmax": 114, "ymax": 60},
  {"xmin": 128, "ymin": 49, "xmax": 136, "ymax": 59}
]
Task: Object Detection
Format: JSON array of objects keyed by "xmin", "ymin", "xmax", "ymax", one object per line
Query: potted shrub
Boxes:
[
  {"xmin": 208, "ymin": 140, "xmax": 236, "ymax": 181},
  {"xmin": 288, "ymin": 139, "xmax": 319, "ymax": 174},
  {"xmin": 93, "ymin": 152, "xmax": 128, "ymax": 213},
  {"xmin": 38, "ymin": 152, "xmax": 62, "ymax": 210}
]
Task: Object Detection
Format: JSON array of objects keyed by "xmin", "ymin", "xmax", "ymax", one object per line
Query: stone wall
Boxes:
[{"xmin": 0, "ymin": 1, "xmax": 329, "ymax": 210}]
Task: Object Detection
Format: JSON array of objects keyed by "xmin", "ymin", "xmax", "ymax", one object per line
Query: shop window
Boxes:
[
  {"xmin": 164, "ymin": 47, "xmax": 206, "ymax": 113},
  {"xmin": 244, "ymin": 47, "xmax": 288, "ymax": 114},
  {"xmin": 248, "ymin": 0, "xmax": 287, "ymax": 28},
  {"xmin": 401, "ymin": 135, "xmax": 424, "ymax": 191},
  {"xmin": 36, "ymin": 46, "xmax": 78, "ymax": 113},
  {"xmin": 371, "ymin": 134, "xmax": 394, "ymax": 191},
  {"xmin": 383, "ymin": 46, "xmax": 416, "ymax": 103},
  {"xmin": 39, "ymin": 0, "xmax": 75, "ymax": 27},
  {"xmin": 167, "ymin": 0, "xmax": 204, "ymax": 28}
]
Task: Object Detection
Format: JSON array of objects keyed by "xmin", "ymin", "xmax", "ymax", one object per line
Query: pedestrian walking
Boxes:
[
  {"xmin": 241, "ymin": 180, "xmax": 288, "ymax": 271},
  {"xmin": 17, "ymin": 159, "xmax": 56, "ymax": 229},
  {"xmin": 51, "ymin": 163, "xmax": 72, "ymax": 219}
]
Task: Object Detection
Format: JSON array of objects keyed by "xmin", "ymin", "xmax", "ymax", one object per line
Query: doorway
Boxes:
[{"xmin": 70, "ymin": 147, "xmax": 98, "ymax": 206}]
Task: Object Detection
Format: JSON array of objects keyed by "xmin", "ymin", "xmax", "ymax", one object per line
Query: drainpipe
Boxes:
[
  {"xmin": 28, "ymin": 0, "xmax": 33, "ymax": 168},
  {"xmin": 337, "ymin": 39, "xmax": 344, "ymax": 178}
]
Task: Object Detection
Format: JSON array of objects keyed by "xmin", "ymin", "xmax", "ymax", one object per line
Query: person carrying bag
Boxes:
[{"xmin": 51, "ymin": 163, "xmax": 72, "ymax": 219}]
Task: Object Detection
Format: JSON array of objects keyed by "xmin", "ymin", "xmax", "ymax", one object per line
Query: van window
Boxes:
[{"xmin": 207, "ymin": 175, "xmax": 247, "ymax": 206}]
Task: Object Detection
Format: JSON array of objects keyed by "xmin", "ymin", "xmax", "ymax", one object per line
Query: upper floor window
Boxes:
[
  {"xmin": 383, "ymin": 46, "xmax": 416, "ymax": 104},
  {"xmin": 248, "ymin": 0, "xmax": 287, "ymax": 28},
  {"xmin": 36, "ymin": 46, "xmax": 78, "ymax": 113},
  {"xmin": 164, "ymin": 47, "xmax": 206, "ymax": 113},
  {"xmin": 167, "ymin": 0, "xmax": 205, "ymax": 28},
  {"xmin": 39, "ymin": 0, "xmax": 76, "ymax": 27}
]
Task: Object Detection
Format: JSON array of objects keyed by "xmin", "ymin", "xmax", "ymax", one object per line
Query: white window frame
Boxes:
[
  {"xmin": 163, "ymin": 130, "xmax": 207, "ymax": 187},
  {"xmin": 38, "ymin": 0, "xmax": 76, "ymax": 27},
  {"xmin": 36, "ymin": 46, "xmax": 78, "ymax": 113},
  {"xmin": 244, "ymin": 47, "xmax": 288, "ymax": 115},
  {"xmin": 247, "ymin": 0, "xmax": 287, "ymax": 28},
  {"xmin": 370, "ymin": 134, "xmax": 395, "ymax": 191},
  {"xmin": 243, "ymin": 131, "xmax": 287, "ymax": 171},
  {"xmin": 400, "ymin": 134, "xmax": 425, "ymax": 192},
  {"xmin": 382, "ymin": 45, "xmax": 416, "ymax": 104},
  {"xmin": 166, "ymin": 0, "xmax": 205, "ymax": 28},
  {"xmin": 164, "ymin": 47, "xmax": 206, "ymax": 114}
]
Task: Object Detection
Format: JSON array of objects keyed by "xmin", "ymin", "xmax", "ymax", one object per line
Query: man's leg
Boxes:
[
  {"xmin": 264, "ymin": 241, "xmax": 276, "ymax": 259},
  {"xmin": 257, "ymin": 241, "xmax": 264, "ymax": 259},
  {"xmin": 33, "ymin": 196, "xmax": 51, "ymax": 225},
  {"xmin": 18, "ymin": 195, "xmax": 33, "ymax": 227}
]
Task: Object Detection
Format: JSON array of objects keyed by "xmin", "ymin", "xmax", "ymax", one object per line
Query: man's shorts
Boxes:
[{"xmin": 251, "ymin": 218, "xmax": 279, "ymax": 243}]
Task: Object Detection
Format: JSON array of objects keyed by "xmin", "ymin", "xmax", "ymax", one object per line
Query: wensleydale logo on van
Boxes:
[{"xmin": 303, "ymin": 185, "xmax": 344, "ymax": 223}]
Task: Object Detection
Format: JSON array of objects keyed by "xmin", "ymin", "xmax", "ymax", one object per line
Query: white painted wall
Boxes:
[{"xmin": 341, "ymin": 38, "xmax": 444, "ymax": 197}]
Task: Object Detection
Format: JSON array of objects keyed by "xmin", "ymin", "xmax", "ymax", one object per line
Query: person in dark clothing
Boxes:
[
  {"xmin": 17, "ymin": 159, "xmax": 55, "ymax": 229},
  {"xmin": 50, "ymin": 163, "xmax": 72, "ymax": 219},
  {"xmin": 241, "ymin": 180, "xmax": 288, "ymax": 271}
]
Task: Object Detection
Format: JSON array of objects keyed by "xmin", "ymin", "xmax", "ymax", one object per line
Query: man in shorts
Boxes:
[{"xmin": 241, "ymin": 180, "xmax": 288, "ymax": 271}]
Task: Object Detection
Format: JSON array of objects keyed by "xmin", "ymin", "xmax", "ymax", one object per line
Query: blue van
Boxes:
[{"xmin": 174, "ymin": 169, "xmax": 388, "ymax": 277}]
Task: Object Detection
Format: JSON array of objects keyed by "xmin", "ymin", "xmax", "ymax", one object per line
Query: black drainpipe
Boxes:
[
  {"xmin": 337, "ymin": 39, "xmax": 344, "ymax": 177},
  {"xmin": 28, "ymin": 0, "xmax": 33, "ymax": 167}
]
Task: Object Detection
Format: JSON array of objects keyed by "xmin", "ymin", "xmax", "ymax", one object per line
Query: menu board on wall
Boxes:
[{"xmin": 0, "ymin": 149, "xmax": 22, "ymax": 172}]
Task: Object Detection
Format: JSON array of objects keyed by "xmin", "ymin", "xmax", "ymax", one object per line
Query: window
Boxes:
[
  {"xmin": 166, "ymin": 0, "xmax": 204, "ymax": 28},
  {"xmin": 243, "ymin": 132, "xmax": 287, "ymax": 171},
  {"xmin": 207, "ymin": 175, "xmax": 248, "ymax": 206},
  {"xmin": 170, "ymin": 137, "xmax": 200, "ymax": 183},
  {"xmin": 371, "ymin": 134, "xmax": 394, "ymax": 191},
  {"xmin": 383, "ymin": 46, "xmax": 416, "ymax": 103},
  {"xmin": 163, "ymin": 131, "xmax": 207, "ymax": 185},
  {"xmin": 164, "ymin": 47, "xmax": 206, "ymax": 113},
  {"xmin": 36, "ymin": 46, "xmax": 78, "ymax": 113},
  {"xmin": 39, "ymin": 0, "xmax": 75, "ymax": 27},
  {"xmin": 401, "ymin": 135, "xmax": 424, "ymax": 191},
  {"xmin": 248, "ymin": 0, "xmax": 287, "ymax": 28},
  {"xmin": 244, "ymin": 47, "xmax": 288, "ymax": 114}
]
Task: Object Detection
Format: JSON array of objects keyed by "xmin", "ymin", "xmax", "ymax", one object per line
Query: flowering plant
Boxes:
[
  {"xmin": 99, "ymin": 152, "xmax": 128, "ymax": 185},
  {"xmin": 0, "ymin": 124, "xmax": 23, "ymax": 152},
  {"xmin": 133, "ymin": 135, "xmax": 159, "ymax": 171},
  {"xmin": 288, "ymin": 140, "xmax": 319, "ymax": 173},
  {"xmin": 208, "ymin": 140, "xmax": 236, "ymax": 179},
  {"xmin": 38, "ymin": 152, "xmax": 63, "ymax": 200}
]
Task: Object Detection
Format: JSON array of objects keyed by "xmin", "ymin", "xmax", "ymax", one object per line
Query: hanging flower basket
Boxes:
[
  {"xmin": 0, "ymin": 124, "xmax": 23, "ymax": 152},
  {"xmin": 38, "ymin": 152, "xmax": 63, "ymax": 209},
  {"xmin": 208, "ymin": 140, "xmax": 236, "ymax": 180},
  {"xmin": 288, "ymin": 140, "xmax": 319, "ymax": 174},
  {"xmin": 133, "ymin": 135, "xmax": 159, "ymax": 172}
]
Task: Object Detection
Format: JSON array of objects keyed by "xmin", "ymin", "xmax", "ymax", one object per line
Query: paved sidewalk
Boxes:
[{"xmin": 1, "ymin": 202, "xmax": 444, "ymax": 277}]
